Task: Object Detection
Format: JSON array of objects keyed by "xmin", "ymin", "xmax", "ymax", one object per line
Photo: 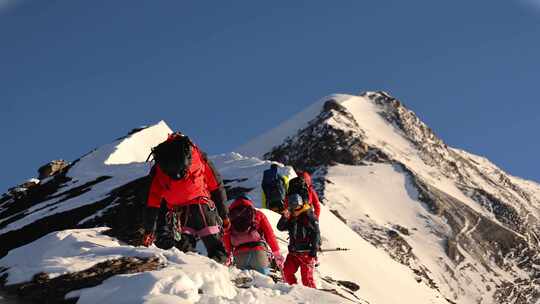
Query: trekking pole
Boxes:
[
  {"xmin": 276, "ymin": 236, "xmax": 289, "ymax": 244},
  {"xmin": 319, "ymin": 247, "xmax": 350, "ymax": 252}
]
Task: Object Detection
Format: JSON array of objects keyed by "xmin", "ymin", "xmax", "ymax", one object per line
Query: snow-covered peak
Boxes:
[
  {"xmin": 105, "ymin": 120, "xmax": 172, "ymax": 165},
  {"xmin": 0, "ymin": 121, "xmax": 173, "ymax": 235},
  {"xmin": 238, "ymin": 92, "xmax": 438, "ymax": 164},
  {"xmin": 69, "ymin": 120, "xmax": 172, "ymax": 180},
  {"xmin": 236, "ymin": 94, "xmax": 355, "ymax": 158}
]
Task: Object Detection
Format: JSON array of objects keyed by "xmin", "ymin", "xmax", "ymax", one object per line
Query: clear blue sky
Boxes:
[{"xmin": 1, "ymin": 0, "xmax": 539, "ymax": 191}]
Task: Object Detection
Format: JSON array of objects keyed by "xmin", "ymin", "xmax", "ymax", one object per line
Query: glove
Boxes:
[
  {"xmin": 222, "ymin": 217, "xmax": 231, "ymax": 231},
  {"xmin": 309, "ymin": 249, "xmax": 317, "ymax": 258},
  {"xmin": 142, "ymin": 232, "xmax": 155, "ymax": 247},
  {"xmin": 143, "ymin": 207, "xmax": 159, "ymax": 232},
  {"xmin": 224, "ymin": 255, "xmax": 233, "ymax": 267},
  {"xmin": 282, "ymin": 209, "xmax": 290, "ymax": 219},
  {"xmin": 273, "ymin": 252, "xmax": 285, "ymax": 270}
]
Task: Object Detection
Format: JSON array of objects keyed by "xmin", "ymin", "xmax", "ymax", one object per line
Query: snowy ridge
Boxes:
[
  {"xmin": 236, "ymin": 94, "xmax": 352, "ymax": 158},
  {"xmin": 0, "ymin": 121, "xmax": 172, "ymax": 234}
]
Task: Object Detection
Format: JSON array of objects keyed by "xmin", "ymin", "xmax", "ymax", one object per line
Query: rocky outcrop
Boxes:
[
  {"xmin": 264, "ymin": 99, "xmax": 389, "ymax": 173},
  {"xmin": 365, "ymin": 91, "xmax": 540, "ymax": 246},
  {"xmin": 38, "ymin": 160, "xmax": 68, "ymax": 180},
  {"xmin": 6, "ymin": 179, "xmax": 40, "ymax": 200},
  {"xmin": 1, "ymin": 256, "xmax": 162, "ymax": 304}
]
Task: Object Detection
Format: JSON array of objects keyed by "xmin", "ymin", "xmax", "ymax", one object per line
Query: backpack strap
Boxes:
[{"xmin": 145, "ymin": 150, "xmax": 154, "ymax": 162}]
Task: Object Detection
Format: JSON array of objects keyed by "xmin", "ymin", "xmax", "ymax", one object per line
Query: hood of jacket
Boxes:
[{"xmin": 229, "ymin": 196, "xmax": 255, "ymax": 210}]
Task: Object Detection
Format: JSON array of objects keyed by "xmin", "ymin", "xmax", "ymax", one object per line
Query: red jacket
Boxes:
[
  {"xmin": 284, "ymin": 172, "xmax": 321, "ymax": 219},
  {"xmin": 147, "ymin": 145, "xmax": 220, "ymax": 209},
  {"xmin": 223, "ymin": 197, "xmax": 280, "ymax": 255}
]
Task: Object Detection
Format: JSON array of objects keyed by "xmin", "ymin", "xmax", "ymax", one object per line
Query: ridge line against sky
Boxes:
[{"xmin": 1, "ymin": 0, "xmax": 539, "ymax": 191}]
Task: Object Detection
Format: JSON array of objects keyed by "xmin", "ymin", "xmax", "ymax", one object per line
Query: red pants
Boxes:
[{"xmin": 283, "ymin": 252, "xmax": 316, "ymax": 288}]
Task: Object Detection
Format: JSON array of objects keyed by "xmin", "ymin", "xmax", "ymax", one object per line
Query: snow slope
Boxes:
[
  {"xmin": 0, "ymin": 208, "xmax": 447, "ymax": 304},
  {"xmin": 212, "ymin": 153, "xmax": 447, "ymax": 304},
  {"xmin": 1, "ymin": 228, "xmax": 349, "ymax": 304},
  {"xmin": 323, "ymin": 163, "xmax": 496, "ymax": 303}
]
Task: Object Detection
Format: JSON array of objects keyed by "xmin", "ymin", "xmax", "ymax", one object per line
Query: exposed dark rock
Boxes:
[
  {"xmin": 410, "ymin": 174, "xmax": 529, "ymax": 264},
  {"xmin": 467, "ymin": 187, "xmax": 524, "ymax": 234},
  {"xmin": 0, "ymin": 176, "xmax": 112, "ymax": 258},
  {"xmin": 319, "ymin": 276, "xmax": 363, "ymax": 303},
  {"xmin": 38, "ymin": 160, "xmax": 68, "ymax": 180},
  {"xmin": 406, "ymin": 168, "xmax": 539, "ymax": 302},
  {"xmin": 445, "ymin": 238, "xmax": 464, "ymax": 264},
  {"xmin": 0, "ymin": 160, "xmax": 79, "ymax": 224},
  {"xmin": 0, "ymin": 163, "xmax": 151, "ymax": 257},
  {"xmin": 264, "ymin": 99, "xmax": 385, "ymax": 172},
  {"xmin": 387, "ymin": 229, "xmax": 399, "ymax": 239},
  {"xmin": 6, "ymin": 180, "xmax": 40, "ymax": 200},
  {"xmin": 366, "ymin": 91, "xmax": 540, "ymax": 248},
  {"xmin": 495, "ymin": 279, "xmax": 540, "ymax": 304},
  {"xmin": 223, "ymin": 178, "xmax": 254, "ymax": 200},
  {"xmin": 337, "ymin": 280, "xmax": 360, "ymax": 292},
  {"xmin": 385, "ymin": 228, "xmax": 413, "ymax": 266},
  {"xmin": 77, "ymin": 175, "xmax": 152, "ymax": 246},
  {"xmin": 393, "ymin": 225, "xmax": 410, "ymax": 236},
  {"xmin": 2, "ymin": 256, "xmax": 162, "ymax": 304}
]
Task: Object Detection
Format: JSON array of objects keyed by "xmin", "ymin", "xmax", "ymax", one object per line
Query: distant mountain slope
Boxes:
[{"xmin": 238, "ymin": 91, "xmax": 540, "ymax": 304}]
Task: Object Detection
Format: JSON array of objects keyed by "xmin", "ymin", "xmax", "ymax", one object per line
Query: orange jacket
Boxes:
[{"xmin": 147, "ymin": 145, "xmax": 220, "ymax": 209}]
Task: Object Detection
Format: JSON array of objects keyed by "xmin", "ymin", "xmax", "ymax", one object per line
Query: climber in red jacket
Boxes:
[
  {"xmin": 142, "ymin": 132, "xmax": 229, "ymax": 263},
  {"xmin": 223, "ymin": 196, "xmax": 284, "ymax": 275}
]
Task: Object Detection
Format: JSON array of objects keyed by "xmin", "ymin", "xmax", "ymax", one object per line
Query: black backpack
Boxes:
[
  {"xmin": 261, "ymin": 166, "xmax": 287, "ymax": 210},
  {"xmin": 149, "ymin": 134, "xmax": 193, "ymax": 180},
  {"xmin": 288, "ymin": 176, "xmax": 309, "ymax": 202},
  {"xmin": 230, "ymin": 203, "xmax": 257, "ymax": 232}
]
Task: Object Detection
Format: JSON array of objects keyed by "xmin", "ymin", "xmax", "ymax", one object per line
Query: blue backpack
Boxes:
[{"xmin": 261, "ymin": 165, "xmax": 287, "ymax": 211}]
